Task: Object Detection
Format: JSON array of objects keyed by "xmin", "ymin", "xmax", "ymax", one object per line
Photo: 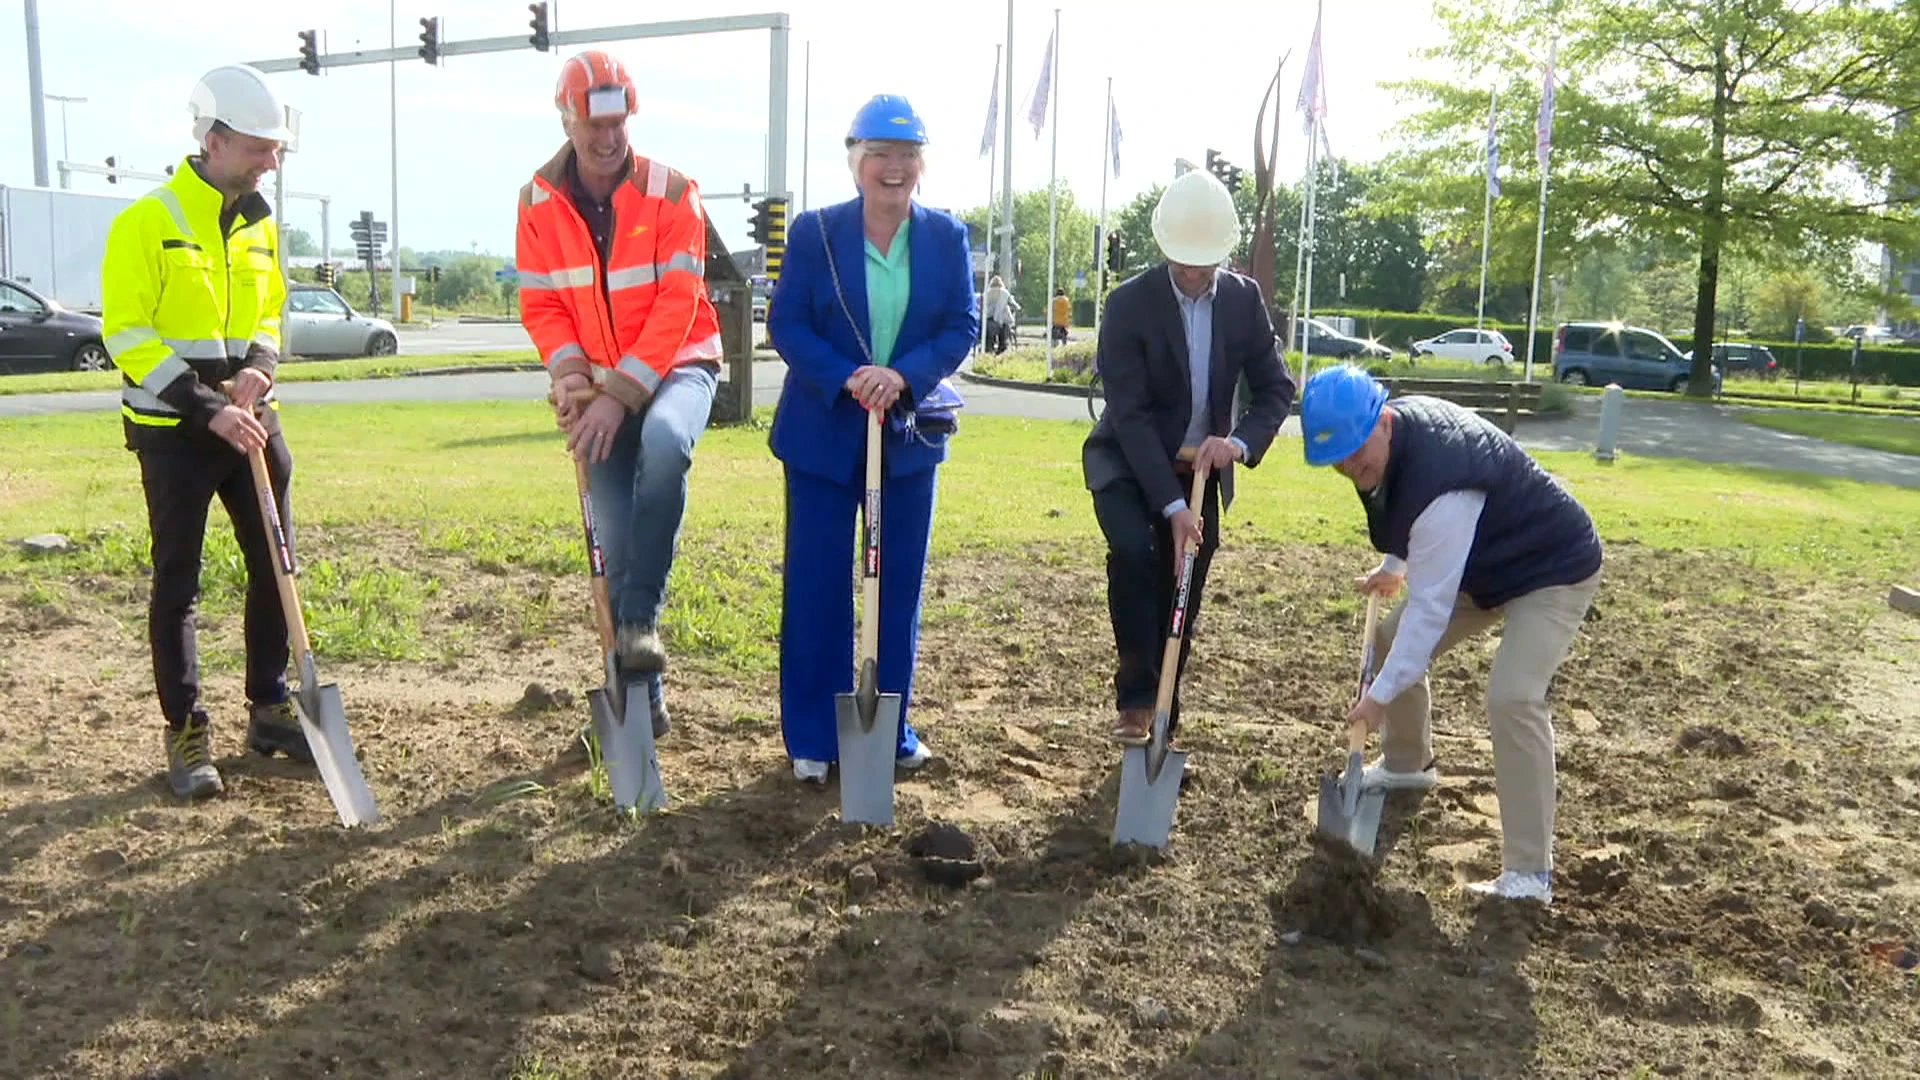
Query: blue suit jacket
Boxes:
[{"xmin": 767, "ymin": 197, "xmax": 979, "ymax": 485}]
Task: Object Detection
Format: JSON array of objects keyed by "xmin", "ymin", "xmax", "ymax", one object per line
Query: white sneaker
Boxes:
[
  {"xmin": 1360, "ymin": 759, "xmax": 1439, "ymax": 791},
  {"xmin": 793, "ymin": 759, "xmax": 830, "ymax": 785},
  {"xmin": 1466, "ymin": 870, "xmax": 1552, "ymax": 905},
  {"xmin": 897, "ymin": 742, "xmax": 934, "ymax": 771}
]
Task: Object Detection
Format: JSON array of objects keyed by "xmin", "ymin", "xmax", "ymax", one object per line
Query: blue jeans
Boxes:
[{"xmin": 588, "ymin": 365, "xmax": 716, "ymax": 699}]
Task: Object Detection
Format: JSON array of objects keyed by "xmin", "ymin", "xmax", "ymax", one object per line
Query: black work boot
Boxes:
[
  {"xmin": 167, "ymin": 714, "xmax": 224, "ymax": 799},
  {"xmin": 247, "ymin": 699, "xmax": 315, "ymax": 764},
  {"xmin": 615, "ymin": 624, "xmax": 668, "ymax": 674}
]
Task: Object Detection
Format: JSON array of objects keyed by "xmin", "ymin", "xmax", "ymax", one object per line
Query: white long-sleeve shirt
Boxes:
[{"xmin": 1366, "ymin": 489, "xmax": 1488, "ymax": 706}]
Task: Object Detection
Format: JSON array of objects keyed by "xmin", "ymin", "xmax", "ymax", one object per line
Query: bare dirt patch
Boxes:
[{"xmin": 2, "ymin": 535, "xmax": 1916, "ymax": 1080}]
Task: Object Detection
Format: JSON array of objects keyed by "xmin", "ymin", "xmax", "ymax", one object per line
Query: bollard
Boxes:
[{"xmin": 1595, "ymin": 383, "xmax": 1624, "ymax": 463}]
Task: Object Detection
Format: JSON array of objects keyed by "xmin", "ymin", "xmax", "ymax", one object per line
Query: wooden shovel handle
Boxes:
[
  {"xmin": 247, "ymin": 445, "xmax": 315, "ymax": 661},
  {"xmin": 1347, "ymin": 592, "xmax": 1383, "ymax": 753},
  {"xmin": 858, "ymin": 406, "xmax": 883, "ymax": 669},
  {"xmin": 1151, "ymin": 464, "xmax": 1212, "ymax": 716}
]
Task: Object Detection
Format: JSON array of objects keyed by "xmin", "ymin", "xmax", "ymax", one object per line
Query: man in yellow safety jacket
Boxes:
[{"xmin": 101, "ymin": 64, "xmax": 311, "ymax": 799}]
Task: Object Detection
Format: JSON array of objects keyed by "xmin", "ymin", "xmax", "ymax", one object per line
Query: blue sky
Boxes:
[{"xmin": 2, "ymin": 0, "xmax": 1445, "ymax": 261}]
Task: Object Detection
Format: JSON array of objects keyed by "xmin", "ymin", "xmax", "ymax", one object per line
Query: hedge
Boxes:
[{"xmin": 1302, "ymin": 307, "xmax": 1920, "ymax": 387}]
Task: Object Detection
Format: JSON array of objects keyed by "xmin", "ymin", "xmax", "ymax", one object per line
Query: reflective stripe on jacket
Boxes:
[
  {"xmin": 515, "ymin": 144, "xmax": 722, "ymax": 411},
  {"xmin": 100, "ymin": 155, "xmax": 286, "ymax": 446}
]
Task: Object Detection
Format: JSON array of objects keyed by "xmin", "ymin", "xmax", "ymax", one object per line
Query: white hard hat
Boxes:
[
  {"xmin": 1151, "ymin": 170, "xmax": 1240, "ymax": 267},
  {"xmin": 187, "ymin": 64, "xmax": 292, "ymax": 144}
]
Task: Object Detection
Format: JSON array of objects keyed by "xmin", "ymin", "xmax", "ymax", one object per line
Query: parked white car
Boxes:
[
  {"xmin": 286, "ymin": 284, "xmax": 399, "ymax": 358},
  {"xmin": 1410, "ymin": 327, "xmax": 1514, "ymax": 364}
]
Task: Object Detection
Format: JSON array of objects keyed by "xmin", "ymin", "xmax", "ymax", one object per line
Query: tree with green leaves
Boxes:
[
  {"xmin": 959, "ymin": 186, "xmax": 1099, "ymax": 316},
  {"xmin": 1394, "ymin": 0, "xmax": 1920, "ymax": 395}
]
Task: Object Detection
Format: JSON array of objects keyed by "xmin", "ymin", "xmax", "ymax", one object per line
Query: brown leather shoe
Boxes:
[{"xmin": 1110, "ymin": 707, "xmax": 1152, "ymax": 746}]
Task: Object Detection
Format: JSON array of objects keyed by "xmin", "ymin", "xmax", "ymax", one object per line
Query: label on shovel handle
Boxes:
[
  {"xmin": 579, "ymin": 492, "xmax": 606, "ymax": 578},
  {"xmin": 260, "ymin": 480, "xmax": 297, "ymax": 577},
  {"xmin": 862, "ymin": 490, "xmax": 881, "ymax": 579}
]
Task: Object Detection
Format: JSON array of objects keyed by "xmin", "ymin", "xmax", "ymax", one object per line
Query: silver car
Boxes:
[{"xmin": 285, "ymin": 284, "xmax": 398, "ymax": 359}]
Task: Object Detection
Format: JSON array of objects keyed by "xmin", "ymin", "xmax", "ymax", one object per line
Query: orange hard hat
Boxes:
[{"xmin": 555, "ymin": 50, "xmax": 636, "ymax": 121}]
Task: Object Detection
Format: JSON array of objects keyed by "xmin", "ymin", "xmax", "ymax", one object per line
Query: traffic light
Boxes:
[
  {"xmin": 528, "ymin": 2, "xmax": 551, "ymax": 51},
  {"xmin": 1204, "ymin": 148, "xmax": 1243, "ymax": 193},
  {"xmin": 763, "ymin": 197, "xmax": 788, "ymax": 283},
  {"xmin": 316, "ymin": 262, "xmax": 337, "ymax": 288},
  {"xmin": 105, "ymin": 156, "xmax": 117, "ymax": 184},
  {"xmin": 417, "ymin": 17, "xmax": 441, "ymax": 65},
  {"xmin": 1222, "ymin": 164, "xmax": 1243, "ymax": 192},
  {"xmin": 1105, "ymin": 231, "xmax": 1124, "ymax": 274},
  {"xmin": 298, "ymin": 29, "xmax": 321, "ymax": 76},
  {"xmin": 427, "ymin": 265, "xmax": 442, "ymax": 285},
  {"xmin": 748, "ymin": 199, "xmax": 775, "ymax": 246}
]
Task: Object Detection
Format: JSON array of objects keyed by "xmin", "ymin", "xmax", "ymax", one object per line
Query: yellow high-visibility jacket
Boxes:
[{"xmin": 101, "ymin": 156, "xmax": 285, "ymax": 448}]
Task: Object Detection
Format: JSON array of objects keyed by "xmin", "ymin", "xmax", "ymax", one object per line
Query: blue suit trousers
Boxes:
[{"xmin": 779, "ymin": 463, "xmax": 937, "ymax": 763}]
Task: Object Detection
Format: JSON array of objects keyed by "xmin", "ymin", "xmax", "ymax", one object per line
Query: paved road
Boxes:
[
  {"xmin": 3, "ymin": 363, "xmax": 1914, "ymax": 488},
  {"xmin": 394, "ymin": 319, "xmax": 768, "ymax": 355}
]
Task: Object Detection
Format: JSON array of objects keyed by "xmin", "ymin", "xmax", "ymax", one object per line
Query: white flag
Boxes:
[
  {"xmin": 1295, "ymin": 3, "xmax": 1326, "ymax": 135},
  {"xmin": 1027, "ymin": 28, "xmax": 1055, "ymax": 138},
  {"xmin": 1485, "ymin": 91, "xmax": 1501, "ymax": 197},
  {"xmin": 980, "ymin": 54, "xmax": 1001, "ymax": 159},
  {"xmin": 1536, "ymin": 38, "xmax": 1557, "ymax": 172},
  {"xmin": 1108, "ymin": 98, "xmax": 1123, "ymax": 177}
]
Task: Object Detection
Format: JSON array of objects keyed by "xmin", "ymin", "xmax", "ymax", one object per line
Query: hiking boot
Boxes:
[
  {"xmin": 167, "ymin": 717, "xmax": 224, "ymax": 800},
  {"xmin": 616, "ymin": 624, "xmax": 668, "ymax": 674},
  {"xmin": 1110, "ymin": 707, "xmax": 1152, "ymax": 746},
  {"xmin": 247, "ymin": 699, "xmax": 315, "ymax": 764}
]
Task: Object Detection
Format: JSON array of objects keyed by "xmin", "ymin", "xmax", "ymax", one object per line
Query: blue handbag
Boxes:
[{"xmin": 817, "ymin": 216, "xmax": 967, "ymax": 440}]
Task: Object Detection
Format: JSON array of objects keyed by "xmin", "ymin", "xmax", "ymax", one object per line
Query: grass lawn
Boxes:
[
  {"xmin": 0, "ymin": 350, "xmax": 540, "ymax": 397},
  {"xmin": 2, "ymin": 402, "xmax": 1914, "ymax": 668},
  {"xmin": 1738, "ymin": 408, "xmax": 1920, "ymax": 456}
]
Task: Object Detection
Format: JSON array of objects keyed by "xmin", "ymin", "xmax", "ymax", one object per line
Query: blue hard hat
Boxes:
[
  {"xmin": 1300, "ymin": 364, "xmax": 1389, "ymax": 466},
  {"xmin": 846, "ymin": 94, "xmax": 929, "ymax": 146}
]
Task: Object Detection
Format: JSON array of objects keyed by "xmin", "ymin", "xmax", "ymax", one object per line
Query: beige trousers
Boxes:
[{"xmin": 1373, "ymin": 571, "xmax": 1602, "ymax": 873}]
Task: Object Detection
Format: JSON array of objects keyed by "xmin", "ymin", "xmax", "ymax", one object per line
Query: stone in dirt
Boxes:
[
  {"xmin": 1274, "ymin": 832, "xmax": 1398, "ymax": 947},
  {"xmin": 1889, "ymin": 584, "xmax": 1920, "ymax": 614},
  {"xmin": 578, "ymin": 942, "xmax": 622, "ymax": 983},
  {"xmin": 17, "ymin": 533, "xmax": 71, "ymax": 555},
  {"xmin": 846, "ymin": 862, "xmax": 879, "ymax": 900}
]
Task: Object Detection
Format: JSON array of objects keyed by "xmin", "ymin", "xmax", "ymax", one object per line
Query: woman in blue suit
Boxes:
[{"xmin": 767, "ymin": 95, "xmax": 979, "ymax": 784}]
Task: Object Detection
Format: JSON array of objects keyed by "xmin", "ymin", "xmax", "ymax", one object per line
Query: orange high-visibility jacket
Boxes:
[{"xmin": 516, "ymin": 145, "xmax": 722, "ymax": 410}]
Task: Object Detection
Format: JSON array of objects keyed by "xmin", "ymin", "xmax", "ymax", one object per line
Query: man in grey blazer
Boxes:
[{"xmin": 1082, "ymin": 170, "xmax": 1296, "ymax": 745}]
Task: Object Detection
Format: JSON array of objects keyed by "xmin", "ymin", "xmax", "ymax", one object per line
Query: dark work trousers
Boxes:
[
  {"xmin": 136, "ymin": 433, "xmax": 294, "ymax": 730},
  {"xmin": 1090, "ymin": 470, "xmax": 1222, "ymax": 737}
]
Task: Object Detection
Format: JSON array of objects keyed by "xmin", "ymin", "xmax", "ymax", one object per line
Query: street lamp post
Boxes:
[{"xmin": 45, "ymin": 93, "xmax": 85, "ymax": 186}]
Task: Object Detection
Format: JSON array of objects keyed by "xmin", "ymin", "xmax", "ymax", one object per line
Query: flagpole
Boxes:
[
  {"xmin": 982, "ymin": 43, "xmax": 1000, "ymax": 356},
  {"xmin": 1301, "ymin": 113, "xmax": 1321, "ymax": 380},
  {"xmin": 800, "ymin": 41, "xmax": 811, "ymax": 211},
  {"xmin": 1524, "ymin": 38, "xmax": 1556, "ymax": 384},
  {"xmin": 1045, "ymin": 7, "xmax": 1061, "ymax": 378},
  {"xmin": 1477, "ymin": 87, "xmax": 1496, "ymax": 333},
  {"xmin": 999, "ymin": 0, "xmax": 1016, "ymax": 292},
  {"xmin": 1094, "ymin": 76, "xmax": 1112, "ymax": 337}
]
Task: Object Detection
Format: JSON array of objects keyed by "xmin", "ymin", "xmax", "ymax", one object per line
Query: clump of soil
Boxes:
[
  {"xmin": 1678, "ymin": 724, "xmax": 1749, "ymax": 757},
  {"xmin": 1275, "ymin": 832, "xmax": 1398, "ymax": 946},
  {"xmin": 906, "ymin": 821, "xmax": 984, "ymax": 887}
]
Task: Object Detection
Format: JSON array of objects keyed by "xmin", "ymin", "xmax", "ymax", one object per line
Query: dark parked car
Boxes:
[
  {"xmin": 1552, "ymin": 321, "xmax": 1720, "ymax": 394},
  {"xmin": 0, "ymin": 277, "xmax": 110, "ymax": 374},
  {"xmin": 1686, "ymin": 341, "xmax": 1777, "ymax": 378},
  {"xmin": 1291, "ymin": 317, "xmax": 1392, "ymax": 360}
]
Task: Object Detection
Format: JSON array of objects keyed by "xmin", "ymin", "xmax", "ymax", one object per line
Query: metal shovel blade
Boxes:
[
  {"xmin": 835, "ymin": 690, "xmax": 901, "ymax": 827},
  {"xmin": 1143, "ymin": 707, "xmax": 1174, "ymax": 785},
  {"xmin": 1113, "ymin": 744, "xmax": 1187, "ymax": 849},
  {"xmin": 600, "ymin": 677, "xmax": 668, "ymax": 814},
  {"xmin": 292, "ymin": 680, "xmax": 379, "ymax": 829},
  {"xmin": 1314, "ymin": 762, "xmax": 1385, "ymax": 858}
]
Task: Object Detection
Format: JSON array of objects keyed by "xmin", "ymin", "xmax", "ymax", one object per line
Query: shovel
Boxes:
[
  {"xmin": 835, "ymin": 407, "xmax": 902, "ymax": 827},
  {"xmin": 244, "ymin": 443, "xmax": 381, "ymax": 829},
  {"xmin": 1112, "ymin": 463, "xmax": 1209, "ymax": 849},
  {"xmin": 557, "ymin": 391, "xmax": 668, "ymax": 815},
  {"xmin": 1316, "ymin": 591, "xmax": 1386, "ymax": 858}
]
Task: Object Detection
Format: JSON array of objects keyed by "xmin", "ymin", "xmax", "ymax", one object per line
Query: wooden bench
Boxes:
[{"xmin": 1376, "ymin": 378, "xmax": 1545, "ymax": 434}]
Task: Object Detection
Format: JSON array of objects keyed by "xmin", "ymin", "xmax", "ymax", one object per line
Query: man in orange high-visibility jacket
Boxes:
[{"xmin": 518, "ymin": 49, "xmax": 724, "ymax": 739}]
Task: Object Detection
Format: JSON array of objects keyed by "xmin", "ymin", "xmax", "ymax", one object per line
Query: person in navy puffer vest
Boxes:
[{"xmin": 1299, "ymin": 365, "xmax": 1603, "ymax": 906}]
